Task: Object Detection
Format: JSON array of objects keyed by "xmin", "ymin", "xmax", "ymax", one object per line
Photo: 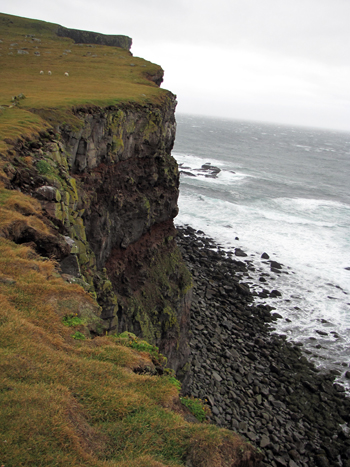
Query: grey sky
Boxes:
[{"xmin": 2, "ymin": 0, "xmax": 350, "ymax": 131}]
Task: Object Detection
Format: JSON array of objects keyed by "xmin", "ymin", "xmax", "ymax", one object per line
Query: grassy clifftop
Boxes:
[
  {"xmin": 0, "ymin": 12, "xmax": 166, "ymax": 154},
  {"xmin": 0, "ymin": 13, "xmax": 261, "ymax": 466}
]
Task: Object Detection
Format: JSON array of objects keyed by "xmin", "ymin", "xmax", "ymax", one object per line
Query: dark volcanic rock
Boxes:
[
  {"xmin": 235, "ymin": 247, "xmax": 248, "ymax": 257},
  {"xmin": 56, "ymin": 25, "xmax": 132, "ymax": 50},
  {"xmin": 176, "ymin": 225, "xmax": 350, "ymax": 467},
  {"xmin": 180, "ymin": 170, "xmax": 196, "ymax": 177},
  {"xmin": 7, "ymin": 96, "xmax": 192, "ymax": 382},
  {"xmin": 269, "ymin": 260, "xmax": 283, "ymax": 270},
  {"xmin": 199, "ymin": 163, "xmax": 221, "ymax": 178}
]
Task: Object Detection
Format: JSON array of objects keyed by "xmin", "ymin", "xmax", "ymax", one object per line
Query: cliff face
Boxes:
[
  {"xmin": 0, "ymin": 15, "xmax": 264, "ymax": 466},
  {"xmin": 0, "ymin": 10, "xmax": 193, "ymax": 381},
  {"xmin": 56, "ymin": 25, "xmax": 132, "ymax": 51},
  {"xmin": 4, "ymin": 96, "xmax": 192, "ymax": 379}
]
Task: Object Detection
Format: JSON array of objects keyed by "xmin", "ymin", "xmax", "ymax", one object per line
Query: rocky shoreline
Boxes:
[{"xmin": 176, "ymin": 225, "xmax": 350, "ymax": 467}]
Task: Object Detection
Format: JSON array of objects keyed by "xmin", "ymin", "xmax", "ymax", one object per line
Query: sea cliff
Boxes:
[
  {"xmin": 0, "ymin": 12, "xmax": 261, "ymax": 467},
  {"xmin": 5, "ymin": 98, "xmax": 192, "ymax": 380},
  {"xmin": 0, "ymin": 11, "xmax": 192, "ymax": 379}
]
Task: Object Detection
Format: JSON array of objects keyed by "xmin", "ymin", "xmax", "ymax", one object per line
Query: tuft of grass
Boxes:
[
  {"xmin": 167, "ymin": 376, "xmax": 182, "ymax": 393},
  {"xmin": 0, "ymin": 107, "xmax": 50, "ymax": 153},
  {"xmin": 36, "ymin": 159, "xmax": 53, "ymax": 174},
  {"xmin": 72, "ymin": 330, "xmax": 86, "ymax": 340},
  {"xmin": 180, "ymin": 396, "xmax": 211, "ymax": 423},
  {"xmin": 63, "ymin": 313, "xmax": 85, "ymax": 327},
  {"xmin": 114, "ymin": 331, "xmax": 167, "ymax": 367}
]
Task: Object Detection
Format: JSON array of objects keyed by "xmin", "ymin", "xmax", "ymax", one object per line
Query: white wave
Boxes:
[
  {"xmin": 177, "ymin": 191, "xmax": 350, "ymax": 290},
  {"xmin": 173, "ymin": 151, "xmax": 225, "ymax": 169},
  {"xmin": 174, "ymin": 114, "xmax": 350, "ymax": 387},
  {"xmin": 276, "ymin": 197, "xmax": 350, "ymax": 212}
]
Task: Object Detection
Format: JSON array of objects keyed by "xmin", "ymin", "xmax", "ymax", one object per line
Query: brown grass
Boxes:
[
  {"xmin": 0, "ymin": 234, "xmax": 261, "ymax": 466},
  {"xmin": 0, "ymin": 12, "xmax": 260, "ymax": 467}
]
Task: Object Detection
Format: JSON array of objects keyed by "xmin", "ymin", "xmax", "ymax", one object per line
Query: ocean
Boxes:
[{"xmin": 172, "ymin": 113, "xmax": 350, "ymax": 387}]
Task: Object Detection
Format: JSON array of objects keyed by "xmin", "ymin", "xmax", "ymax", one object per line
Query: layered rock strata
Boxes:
[
  {"xmin": 176, "ymin": 225, "xmax": 350, "ymax": 467},
  {"xmin": 3, "ymin": 97, "xmax": 192, "ymax": 379}
]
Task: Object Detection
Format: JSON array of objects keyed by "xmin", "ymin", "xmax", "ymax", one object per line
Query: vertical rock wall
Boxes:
[{"xmin": 5, "ymin": 95, "xmax": 192, "ymax": 380}]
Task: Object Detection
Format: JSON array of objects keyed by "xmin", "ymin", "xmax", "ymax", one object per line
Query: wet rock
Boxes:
[
  {"xmin": 235, "ymin": 248, "xmax": 248, "ymax": 257},
  {"xmin": 270, "ymin": 290, "xmax": 282, "ymax": 298},
  {"xmin": 316, "ymin": 330, "xmax": 328, "ymax": 336},
  {"xmin": 200, "ymin": 163, "xmax": 221, "ymax": 178},
  {"xmin": 269, "ymin": 260, "xmax": 283, "ymax": 269},
  {"xmin": 176, "ymin": 226, "xmax": 350, "ymax": 467},
  {"xmin": 180, "ymin": 170, "xmax": 196, "ymax": 177}
]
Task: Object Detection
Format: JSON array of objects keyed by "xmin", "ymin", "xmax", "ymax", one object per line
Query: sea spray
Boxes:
[{"xmin": 173, "ymin": 113, "xmax": 350, "ymax": 387}]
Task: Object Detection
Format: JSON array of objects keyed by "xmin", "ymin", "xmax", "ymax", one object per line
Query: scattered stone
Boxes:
[
  {"xmin": 316, "ymin": 330, "xmax": 328, "ymax": 336},
  {"xmin": 270, "ymin": 290, "xmax": 282, "ymax": 298},
  {"xmin": 235, "ymin": 248, "xmax": 247, "ymax": 257},
  {"xmin": 176, "ymin": 226, "xmax": 350, "ymax": 467},
  {"xmin": 260, "ymin": 435, "xmax": 270, "ymax": 448},
  {"xmin": 238, "ymin": 421, "xmax": 248, "ymax": 432},
  {"xmin": 212, "ymin": 371, "xmax": 222, "ymax": 382}
]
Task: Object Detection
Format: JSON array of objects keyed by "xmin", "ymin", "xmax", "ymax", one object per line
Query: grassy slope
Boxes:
[
  {"xmin": 0, "ymin": 13, "xmax": 259, "ymax": 467},
  {"xmin": 0, "ymin": 12, "xmax": 167, "ymax": 153}
]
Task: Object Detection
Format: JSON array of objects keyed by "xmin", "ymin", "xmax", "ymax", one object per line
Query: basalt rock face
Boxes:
[
  {"xmin": 56, "ymin": 25, "xmax": 132, "ymax": 50},
  {"xmin": 5, "ymin": 95, "xmax": 192, "ymax": 380}
]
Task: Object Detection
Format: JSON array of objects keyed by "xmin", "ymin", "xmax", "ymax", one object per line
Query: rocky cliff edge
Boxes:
[{"xmin": 0, "ymin": 13, "xmax": 262, "ymax": 467}]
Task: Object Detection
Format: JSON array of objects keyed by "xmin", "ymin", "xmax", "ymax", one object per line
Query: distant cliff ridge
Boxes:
[{"xmin": 56, "ymin": 25, "xmax": 132, "ymax": 50}]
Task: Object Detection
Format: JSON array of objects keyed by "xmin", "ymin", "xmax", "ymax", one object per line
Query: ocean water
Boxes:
[{"xmin": 172, "ymin": 113, "xmax": 350, "ymax": 387}]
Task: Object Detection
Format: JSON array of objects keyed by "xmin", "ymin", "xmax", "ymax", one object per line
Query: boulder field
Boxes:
[{"xmin": 176, "ymin": 225, "xmax": 350, "ymax": 467}]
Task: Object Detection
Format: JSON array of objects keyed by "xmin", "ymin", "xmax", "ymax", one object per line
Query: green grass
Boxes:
[
  {"xmin": 180, "ymin": 397, "xmax": 211, "ymax": 422},
  {"xmin": 63, "ymin": 314, "xmax": 86, "ymax": 327},
  {"xmin": 114, "ymin": 331, "xmax": 167, "ymax": 367},
  {"xmin": 72, "ymin": 331, "xmax": 86, "ymax": 340},
  {"xmin": 0, "ymin": 12, "xmax": 169, "ymax": 154}
]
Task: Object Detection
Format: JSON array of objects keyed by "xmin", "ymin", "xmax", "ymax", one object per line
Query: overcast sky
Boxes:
[{"xmin": 2, "ymin": 0, "xmax": 350, "ymax": 131}]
